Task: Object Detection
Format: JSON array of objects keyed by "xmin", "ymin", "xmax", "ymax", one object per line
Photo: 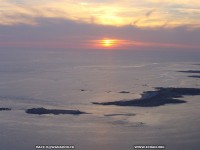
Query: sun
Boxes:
[
  {"xmin": 92, "ymin": 38, "xmax": 122, "ymax": 49},
  {"xmin": 101, "ymin": 39, "xmax": 116, "ymax": 47}
]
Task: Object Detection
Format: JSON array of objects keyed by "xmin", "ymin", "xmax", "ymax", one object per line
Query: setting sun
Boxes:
[
  {"xmin": 101, "ymin": 39, "xmax": 116, "ymax": 47},
  {"xmin": 91, "ymin": 38, "xmax": 127, "ymax": 49}
]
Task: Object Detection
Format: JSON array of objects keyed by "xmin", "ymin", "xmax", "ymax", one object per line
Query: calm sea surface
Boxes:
[{"xmin": 0, "ymin": 49, "xmax": 200, "ymax": 150}]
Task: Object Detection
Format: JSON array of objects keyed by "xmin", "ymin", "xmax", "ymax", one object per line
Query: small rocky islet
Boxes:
[{"xmin": 93, "ymin": 87, "xmax": 200, "ymax": 107}]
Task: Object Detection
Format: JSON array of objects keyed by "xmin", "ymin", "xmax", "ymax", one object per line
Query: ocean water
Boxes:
[{"xmin": 0, "ymin": 49, "xmax": 200, "ymax": 150}]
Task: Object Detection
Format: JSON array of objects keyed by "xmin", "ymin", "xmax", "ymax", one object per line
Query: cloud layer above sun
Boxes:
[{"xmin": 1, "ymin": 0, "xmax": 200, "ymax": 28}]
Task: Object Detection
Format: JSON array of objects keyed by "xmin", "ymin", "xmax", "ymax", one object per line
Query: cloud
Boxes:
[
  {"xmin": 145, "ymin": 9, "xmax": 156, "ymax": 17},
  {"xmin": 0, "ymin": 0, "xmax": 200, "ymax": 28},
  {"xmin": 0, "ymin": 0, "xmax": 199, "ymax": 51},
  {"xmin": 0, "ymin": 18, "xmax": 199, "ymax": 50}
]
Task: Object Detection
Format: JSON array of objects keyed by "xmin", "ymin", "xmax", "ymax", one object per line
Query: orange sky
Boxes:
[{"xmin": 0, "ymin": 0, "xmax": 200, "ymax": 51}]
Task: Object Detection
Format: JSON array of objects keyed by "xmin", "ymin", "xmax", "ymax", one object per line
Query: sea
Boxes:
[{"xmin": 0, "ymin": 49, "xmax": 200, "ymax": 150}]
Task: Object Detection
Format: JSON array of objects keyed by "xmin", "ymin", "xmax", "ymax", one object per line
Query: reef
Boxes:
[
  {"xmin": 92, "ymin": 87, "xmax": 200, "ymax": 107},
  {"xmin": 26, "ymin": 107, "xmax": 87, "ymax": 115}
]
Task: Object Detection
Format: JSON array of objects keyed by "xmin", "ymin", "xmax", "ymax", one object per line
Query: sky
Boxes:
[{"xmin": 0, "ymin": 0, "xmax": 200, "ymax": 51}]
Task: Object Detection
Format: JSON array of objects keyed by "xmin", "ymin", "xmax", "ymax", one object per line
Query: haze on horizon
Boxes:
[{"xmin": 0, "ymin": 0, "xmax": 200, "ymax": 51}]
